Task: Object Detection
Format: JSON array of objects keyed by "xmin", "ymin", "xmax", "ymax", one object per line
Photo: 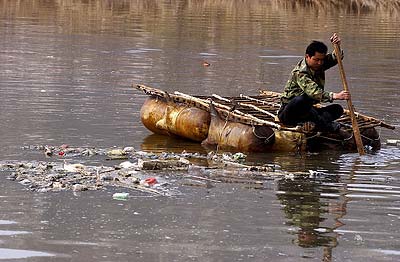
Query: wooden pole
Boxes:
[{"xmin": 333, "ymin": 43, "xmax": 365, "ymax": 155}]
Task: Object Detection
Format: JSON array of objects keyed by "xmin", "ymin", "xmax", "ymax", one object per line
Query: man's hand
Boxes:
[
  {"xmin": 330, "ymin": 33, "xmax": 341, "ymax": 46},
  {"xmin": 333, "ymin": 90, "xmax": 350, "ymax": 100}
]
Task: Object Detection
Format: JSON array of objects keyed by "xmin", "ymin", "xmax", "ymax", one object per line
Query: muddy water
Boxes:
[{"xmin": 1, "ymin": 1, "xmax": 400, "ymax": 261}]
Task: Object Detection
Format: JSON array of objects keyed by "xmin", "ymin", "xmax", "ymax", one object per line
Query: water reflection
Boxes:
[
  {"xmin": 273, "ymin": 148, "xmax": 400, "ymax": 260},
  {"xmin": 277, "ymin": 177, "xmax": 341, "ymax": 252},
  {"xmin": 275, "ymin": 152, "xmax": 400, "ymax": 260},
  {"xmin": 141, "ymin": 134, "xmax": 207, "ymax": 154}
]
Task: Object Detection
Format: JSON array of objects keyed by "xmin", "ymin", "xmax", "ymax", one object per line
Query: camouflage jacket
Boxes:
[{"xmin": 280, "ymin": 53, "xmax": 340, "ymax": 105}]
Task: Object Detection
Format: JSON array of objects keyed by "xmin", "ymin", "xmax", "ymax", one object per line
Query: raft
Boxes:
[{"xmin": 135, "ymin": 84, "xmax": 395, "ymax": 153}]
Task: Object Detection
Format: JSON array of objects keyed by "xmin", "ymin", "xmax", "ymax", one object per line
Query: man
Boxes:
[{"xmin": 278, "ymin": 33, "xmax": 350, "ymax": 132}]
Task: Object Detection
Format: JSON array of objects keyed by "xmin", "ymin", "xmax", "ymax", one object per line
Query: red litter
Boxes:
[{"xmin": 144, "ymin": 177, "xmax": 157, "ymax": 185}]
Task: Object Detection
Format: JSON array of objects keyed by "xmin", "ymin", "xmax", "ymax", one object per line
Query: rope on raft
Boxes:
[
  {"xmin": 306, "ymin": 129, "xmax": 380, "ymax": 144},
  {"xmin": 251, "ymin": 124, "xmax": 275, "ymax": 144}
]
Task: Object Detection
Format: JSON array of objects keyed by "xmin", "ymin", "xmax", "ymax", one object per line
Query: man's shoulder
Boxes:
[{"xmin": 292, "ymin": 59, "xmax": 309, "ymax": 74}]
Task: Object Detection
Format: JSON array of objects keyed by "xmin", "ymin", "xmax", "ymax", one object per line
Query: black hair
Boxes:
[{"xmin": 306, "ymin": 41, "xmax": 328, "ymax": 56}]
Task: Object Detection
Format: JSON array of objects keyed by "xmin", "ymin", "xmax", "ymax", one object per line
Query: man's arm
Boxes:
[{"xmin": 297, "ymin": 73, "xmax": 332, "ymax": 102}]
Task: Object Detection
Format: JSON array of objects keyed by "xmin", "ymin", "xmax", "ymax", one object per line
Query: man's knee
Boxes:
[
  {"xmin": 321, "ymin": 104, "xmax": 343, "ymax": 120},
  {"xmin": 286, "ymin": 96, "xmax": 314, "ymax": 115},
  {"xmin": 330, "ymin": 104, "xmax": 344, "ymax": 119}
]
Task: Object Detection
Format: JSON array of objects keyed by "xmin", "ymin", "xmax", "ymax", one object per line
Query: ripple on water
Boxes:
[
  {"xmin": 0, "ymin": 248, "xmax": 54, "ymax": 260},
  {"xmin": 373, "ymin": 249, "xmax": 400, "ymax": 256},
  {"xmin": 0, "ymin": 230, "xmax": 30, "ymax": 236},
  {"xmin": 0, "ymin": 220, "xmax": 16, "ymax": 225}
]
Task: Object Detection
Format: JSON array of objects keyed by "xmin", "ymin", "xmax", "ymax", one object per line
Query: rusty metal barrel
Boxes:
[{"xmin": 140, "ymin": 97, "xmax": 211, "ymax": 142}]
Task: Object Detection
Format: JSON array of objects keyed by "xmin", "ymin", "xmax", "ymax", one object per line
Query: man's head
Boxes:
[{"xmin": 305, "ymin": 40, "xmax": 328, "ymax": 71}]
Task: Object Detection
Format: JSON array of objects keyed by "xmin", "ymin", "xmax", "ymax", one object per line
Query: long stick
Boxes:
[{"xmin": 333, "ymin": 43, "xmax": 365, "ymax": 155}]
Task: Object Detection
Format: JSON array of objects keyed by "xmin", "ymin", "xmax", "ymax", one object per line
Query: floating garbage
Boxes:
[
  {"xmin": 112, "ymin": 192, "xmax": 129, "ymax": 200},
  {"xmin": 232, "ymin": 152, "xmax": 247, "ymax": 161},
  {"xmin": 387, "ymin": 139, "xmax": 400, "ymax": 146},
  {"xmin": 106, "ymin": 149, "xmax": 128, "ymax": 160},
  {"xmin": 140, "ymin": 177, "xmax": 157, "ymax": 187},
  {"xmin": 44, "ymin": 147, "xmax": 52, "ymax": 157},
  {"xmin": 63, "ymin": 162, "xmax": 86, "ymax": 173},
  {"xmin": 2, "ymin": 144, "xmax": 309, "ymax": 195},
  {"xmin": 107, "ymin": 149, "xmax": 126, "ymax": 156},
  {"xmin": 144, "ymin": 177, "xmax": 157, "ymax": 185},
  {"xmin": 137, "ymin": 158, "xmax": 190, "ymax": 171},
  {"xmin": 123, "ymin": 147, "xmax": 135, "ymax": 152},
  {"xmin": 118, "ymin": 161, "xmax": 137, "ymax": 169},
  {"xmin": 72, "ymin": 184, "xmax": 88, "ymax": 192},
  {"xmin": 354, "ymin": 234, "xmax": 365, "ymax": 245},
  {"xmin": 208, "ymin": 151, "xmax": 249, "ymax": 164}
]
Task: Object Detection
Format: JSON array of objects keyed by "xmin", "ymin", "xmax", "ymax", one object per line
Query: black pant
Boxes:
[{"xmin": 278, "ymin": 95, "xmax": 344, "ymax": 131}]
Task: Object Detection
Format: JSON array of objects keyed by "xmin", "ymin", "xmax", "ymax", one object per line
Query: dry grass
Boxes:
[
  {"xmin": 0, "ymin": 0, "xmax": 399, "ymax": 34},
  {"xmin": 1, "ymin": 0, "xmax": 400, "ymax": 15},
  {"xmin": 275, "ymin": 0, "xmax": 400, "ymax": 14},
  {"xmin": 185, "ymin": 0, "xmax": 400, "ymax": 15}
]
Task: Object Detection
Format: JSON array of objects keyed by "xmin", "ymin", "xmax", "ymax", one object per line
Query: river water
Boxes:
[{"xmin": 1, "ymin": 1, "xmax": 400, "ymax": 261}]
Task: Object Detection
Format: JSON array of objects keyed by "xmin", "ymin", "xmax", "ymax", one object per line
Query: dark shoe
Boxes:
[{"xmin": 327, "ymin": 121, "xmax": 341, "ymax": 132}]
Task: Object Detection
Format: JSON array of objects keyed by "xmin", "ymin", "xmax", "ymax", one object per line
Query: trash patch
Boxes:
[{"xmin": 0, "ymin": 145, "xmax": 316, "ymax": 196}]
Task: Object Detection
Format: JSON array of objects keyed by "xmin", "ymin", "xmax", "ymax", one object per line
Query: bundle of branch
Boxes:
[
  {"xmin": 338, "ymin": 109, "xmax": 395, "ymax": 130},
  {"xmin": 136, "ymin": 84, "xmax": 211, "ymax": 110}
]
